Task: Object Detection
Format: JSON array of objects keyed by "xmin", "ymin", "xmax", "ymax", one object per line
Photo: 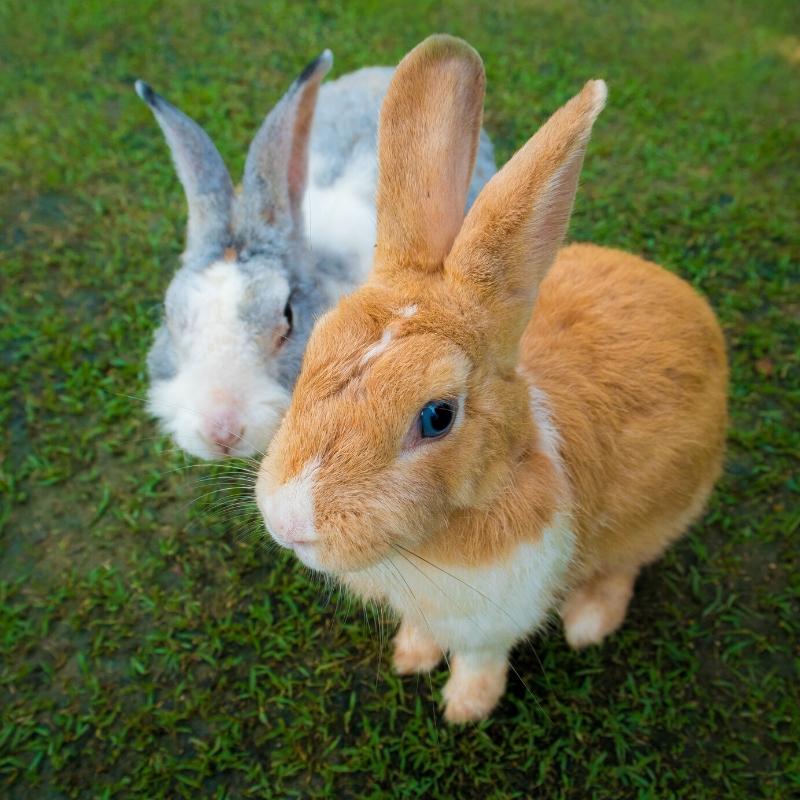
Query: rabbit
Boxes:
[
  {"xmin": 136, "ymin": 52, "xmax": 496, "ymax": 460},
  {"xmin": 254, "ymin": 35, "xmax": 728, "ymax": 723}
]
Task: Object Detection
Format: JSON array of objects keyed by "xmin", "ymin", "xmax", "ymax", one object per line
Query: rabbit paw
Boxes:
[
  {"xmin": 561, "ymin": 570, "xmax": 636, "ymax": 649},
  {"xmin": 392, "ymin": 621, "xmax": 443, "ymax": 675},
  {"xmin": 442, "ymin": 656, "xmax": 507, "ymax": 724}
]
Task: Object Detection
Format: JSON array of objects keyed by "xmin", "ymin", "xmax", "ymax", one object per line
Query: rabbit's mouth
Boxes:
[
  {"xmin": 281, "ymin": 540, "xmax": 322, "ymax": 571},
  {"xmin": 147, "ymin": 357, "xmax": 291, "ymax": 461},
  {"xmin": 256, "ymin": 458, "xmax": 326, "ymax": 570}
]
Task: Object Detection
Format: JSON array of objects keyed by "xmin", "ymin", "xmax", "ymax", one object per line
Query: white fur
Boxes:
[
  {"xmin": 258, "ymin": 459, "xmax": 322, "ymax": 568},
  {"xmin": 304, "ymin": 153, "xmax": 377, "ymax": 290},
  {"xmin": 528, "ymin": 385, "xmax": 567, "ymax": 484},
  {"xmin": 398, "ymin": 304, "xmax": 418, "ymax": 318},
  {"xmin": 351, "ymin": 512, "xmax": 575, "ymax": 660},
  {"xmin": 148, "ymin": 262, "xmax": 290, "ymax": 460},
  {"xmin": 359, "ymin": 327, "xmax": 394, "ymax": 366}
]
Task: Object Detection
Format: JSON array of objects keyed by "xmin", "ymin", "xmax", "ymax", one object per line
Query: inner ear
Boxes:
[
  {"xmin": 373, "ymin": 36, "xmax": 486, "ymax": 277},
  {"xmin": 240, "ymin": 51, "xmax": 333, "ymax": 235}
]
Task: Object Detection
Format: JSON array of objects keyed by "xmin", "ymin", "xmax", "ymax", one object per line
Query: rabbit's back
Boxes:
[
  {"xmin": 301, "ymin": 68, "xmax": 395, "ymax": 292},
  {"xmin": 310, "ymin": 66, "xmax": 392, "ymax": 191},
  {"xmin": 522, "ymin": 243, "xmax": 728, "ymax": 574}
]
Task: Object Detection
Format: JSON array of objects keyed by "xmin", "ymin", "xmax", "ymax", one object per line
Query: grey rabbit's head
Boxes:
[{"xmin": 137, "ymin": 52, "xmax": 333, "ymax": 460}]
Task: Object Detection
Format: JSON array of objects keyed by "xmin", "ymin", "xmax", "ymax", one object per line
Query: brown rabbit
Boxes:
[{"xmin": 256, "ymin": 35, "xmax": 728, "ymax": 723}]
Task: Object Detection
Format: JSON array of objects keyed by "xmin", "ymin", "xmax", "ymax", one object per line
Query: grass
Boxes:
[{"xmin": 1, "ymin": 0, "xmax": 798, "ymax": 797}]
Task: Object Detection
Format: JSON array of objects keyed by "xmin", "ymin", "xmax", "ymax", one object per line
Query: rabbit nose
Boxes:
[
  {"xmin": 205, "ymin": 415, "xmax": 244, "ymax": 454},
  {"xmin": 256, "ymin": 468, "xmax": 320, "ymax": 547},
  {"xmin": 267, "ymin": 513, "xmax": 316, "ymax": 546},
  {"xmin": 258, "ymin": 493, "xmax": 314, "ymax": 544}
]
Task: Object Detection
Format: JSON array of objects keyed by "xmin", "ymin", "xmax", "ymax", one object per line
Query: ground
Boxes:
[{"xmin": 1, "ymin": 0, "xmax": 798, "ymax": 797}]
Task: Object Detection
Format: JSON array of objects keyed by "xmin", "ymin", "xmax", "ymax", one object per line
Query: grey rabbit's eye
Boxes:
[
  {"xmin": 274, "ymin": 300, "xmax": 293, "ymax": 350},
  {"xmin": 283, "ymin": 301, "xmax": 293, "ymax": 337}
]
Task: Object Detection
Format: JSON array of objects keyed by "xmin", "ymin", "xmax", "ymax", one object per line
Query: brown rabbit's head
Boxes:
[{"xmin": 256, "ymin": 35, "xmax": 606, "ymax": 574}]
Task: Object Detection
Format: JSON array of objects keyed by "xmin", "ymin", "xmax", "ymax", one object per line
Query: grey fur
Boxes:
[
  {"xmin": 146, "ymin": 323, "xmax": 176, "ymax": 381},
  {"xmin": 470, "ymin": 129, "xmax": 496, "ymax": 209},
  {"xmin": 136, "ymin": 55, "xmax": 497, "ymax": 458}
]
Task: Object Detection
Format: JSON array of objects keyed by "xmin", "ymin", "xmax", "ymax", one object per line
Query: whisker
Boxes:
[
  {"xmin": 182, "ymin": 487, "xmax": 253, "ymax": 512},
  {"xmin": 198, "ymin": 501, "xmax": 258, "ymax": 515},
  {"xmin": 394, "ymin": 543, "xmax": 551, "ymax": 690},
  {"xmin": 188, "ymin": 471, "xmax": 257, "ymax": 484},
  {"xmin": 382, "ymin": 560, "xmax": 445, "ymax": 727},
  {"xmin": 385, "ymin": 558, "xmax": 450, "ymax": 675},
  {"xmin": 114, "ymin": 391, "xmax": 270, "ymax": 460},
  {"xmin": 198, "ymin": 480, "xmax": 258, "ymax": 492}
]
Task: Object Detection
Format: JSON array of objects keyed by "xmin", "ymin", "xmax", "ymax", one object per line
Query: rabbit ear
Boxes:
[
  {"xmin": 445, "ymin": 80, "xmax": 607, "ymax": 357},
  {"xmin": 135, "ymin": 81, "xmax": 234, "ymax": 261},
  {"xmin": 239, "ymin": 50, "xmax": 333, "ymax": 237},
  {"xmin": 373, "ymin": 35, "xmax": 485, "ymax": 278}
]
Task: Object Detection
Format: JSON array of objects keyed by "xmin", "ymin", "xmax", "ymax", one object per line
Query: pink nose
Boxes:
[
  {"xmin": 257, "ymin": 492, "xmax": 318, "ymax": 546},
  {"xmin": 204, "ymin": 414, "xmax": 244, "ymax": 454},
  {"xmin": 258, "ymin": 504, "xmax": 312, "ymax": 544}
]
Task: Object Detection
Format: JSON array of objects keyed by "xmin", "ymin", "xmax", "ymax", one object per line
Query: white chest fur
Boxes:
[{"xmin": 351, "ymin": 512, "xmax": 575, "ymax": 656}]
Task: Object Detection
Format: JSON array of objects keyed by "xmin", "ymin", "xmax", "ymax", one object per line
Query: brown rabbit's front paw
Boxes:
[
  {"xmin": 442, "ymin": 656, "xmax": 507, "ymax": 724},
  {"xmin": 392, "ymin": 621, "xmax": 443, "ymax": 675}
]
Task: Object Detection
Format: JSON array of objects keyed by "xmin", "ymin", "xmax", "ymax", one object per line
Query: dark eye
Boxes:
[
  {"xmin": 419, "ymin": 400, "xmax": 456, "ymax": 439},
  {"xmin": 283, "ymin": 301, "xmax": 293, "ymax": 335}
]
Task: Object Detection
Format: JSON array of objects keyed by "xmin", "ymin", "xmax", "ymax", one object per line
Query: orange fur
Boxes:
[{"xmin": 523, "ymin": 243, "xmax": 727, "ymax": 580}]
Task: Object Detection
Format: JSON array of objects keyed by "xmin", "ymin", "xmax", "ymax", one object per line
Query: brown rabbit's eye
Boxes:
[{"xmin": 419, "ymin": 400, "xmax": 456, "ymax": 439}]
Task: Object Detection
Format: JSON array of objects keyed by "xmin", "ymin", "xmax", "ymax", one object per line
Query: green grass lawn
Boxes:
[{"xmin": 2, "ymin": 0, "xmax": 798, "ymax": 797}]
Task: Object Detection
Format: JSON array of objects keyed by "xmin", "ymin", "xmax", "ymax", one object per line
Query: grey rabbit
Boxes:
[{"xmin": 137, "ymin": 51, "xmax": 496, "ymax": 459}]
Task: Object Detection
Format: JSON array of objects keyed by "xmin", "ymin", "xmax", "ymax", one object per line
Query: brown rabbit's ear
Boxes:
[
  {"xmin": 445, "ymin": 80, "xmax": 607, "ymax": 355},
  {"xmin": 374, "ymin": 35, "xmax": 485, "ymax": 278}
]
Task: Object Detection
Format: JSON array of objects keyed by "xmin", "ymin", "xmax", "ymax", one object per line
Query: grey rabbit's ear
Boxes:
[
  {"xmin": 135, "ymin": 80, "xmax": 234, "ymax": 261},
  {"xmin": 239, "ymin": 50, "xmax": 333, "ymax": 237}
]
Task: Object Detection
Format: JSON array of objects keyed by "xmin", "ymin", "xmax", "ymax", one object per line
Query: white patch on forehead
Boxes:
[
  {"xmin": 185, "ymin": 261, "xmax": 245, "ymax": 321},
  {"xmin": 356, "ymin": 305, "xmax": 418, "ymax": 369},
  {"xmin": 359, "ymin": 327, "xmax": 394, "ymax": 367}
]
